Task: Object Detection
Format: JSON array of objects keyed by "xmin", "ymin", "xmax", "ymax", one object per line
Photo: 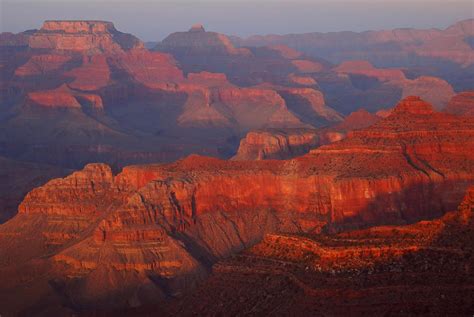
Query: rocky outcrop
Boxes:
[
  {"xmin": 156, "ymin": 24, "xmax": 250, "ymax": 57},
  {"xmin": 28, "ymin": 20, "xmax": 143, "ymax": 54},
  {"xmin": 233, "ymin": 108, "xmax": 381, "ymax": 161},
  {"xmin": 147, "ymin": 73, "xmax": 308, "ymax": 130},
  {"xmin": 14, "ymin": 54, "xmax": 72, "ymax": 77},
  {"xmin": 232, "ymin": 129, "xmax": 321, "ymax": 160},
  {"xmin": 26, "ymin": 84, "xmax": 104, "ymax": 110},
  {"xmin": 109, "ymin": 49, "xmax": 184, "ymax": 87},
  {"xmin": 65, "ymin": 55, "xmax": 111, "ymax": 91},
  {"xmin": 154, "ymin": 25, "xmax": 330, "ymax": 87},
  {"xmin": 444, "ymin": 91, "xmax": 474, "ymax": 116},
  {"xmin": 0, "ymin": 97, "xmax": 473, "ymax": 313},
  {"xmin": 163, "ymin": 185, "xmax": 474, "ymax": 316}
]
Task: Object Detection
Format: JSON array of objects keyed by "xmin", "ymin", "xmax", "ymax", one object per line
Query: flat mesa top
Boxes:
[
  {"xmin": 189, "ymin": 24, "xmax": 206, "ymax": 32},
  {"xmin": 44, "ymin": 20, "xmax": 113, "ymax": 23},
  {"xmin": 41, "ymin": 20, "xmax": 116, "ymax": 33}
]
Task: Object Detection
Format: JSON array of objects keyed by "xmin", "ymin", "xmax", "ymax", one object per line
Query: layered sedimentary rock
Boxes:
[
  {"xmin": 234, "ymin": 20, "xmax": 474, "ymax": 92},
  {"xmin": 0, "ymin": 96, "xmax": 472, "ymax": 314},
  {"xmin": 14, "ymin": 54, "xmax": 73, "ymax": 77},
  {"xmin": 154, "ymin": 25, "xmax": 330, "ymax": 86},
  {"xmin": 26, "ymin": 84, "xmax": 104, "ymax": 110},
  {"xmin": 232, "ymin": 129, "xmax": 321, "ymax": 160},
  {"xmin": 163, "ymin": 186, "xmax": 474, "ymax": 316},
  {"xmin": 157, "ymin": 24, "xmax": 250, "ymax": 57},
  {"xmin": 233, "ymin": 108, "xmax": 381, "ymax": 160},
  {"xmin": 444, "ymin": 91, "xmax": 474, "ymax": 116},
  {"xmin": 28, "ymin": 20, "xmax": 143, "ymax": 54},
  {"xmin": 65, "ymin": 55, "xmax": 111, "ymax": 91}
]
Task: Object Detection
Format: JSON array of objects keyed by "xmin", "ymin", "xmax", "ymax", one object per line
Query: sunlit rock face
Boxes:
[
  {"xmin": 28, "ymin": 20, "xmax": 144, "ymax": 53},
  {"xmin": 232, "ymin": 109, "xmax": 382, "ymax": 161},
  {"xmin": 0, "ymin": 96, "xmax": 473, "ymax": 314},
  {"xmin": 162, "ymin": 185, "xmax": 474, "ymax": 316}
]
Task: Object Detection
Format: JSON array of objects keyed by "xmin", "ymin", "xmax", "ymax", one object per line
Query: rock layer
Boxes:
[
  {"xmin": 28, "ymin": 20, "xmax": 143, "ymax": 54},
  {"xmin": 0, "ymin": 97, "xmax": 473, "ymax": 314}
]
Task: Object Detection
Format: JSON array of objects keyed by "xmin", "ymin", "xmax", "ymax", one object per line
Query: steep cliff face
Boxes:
[
  {"xmin": 28, "ymin": 20, "xmax": 143, "ymax": 54},
  {"xmin": 163, "ymin": 185, "xmax": 474, "ymax": 316},
  {"xmin": 232, "ymin": 108, "xmax": 381, "ymax": 161},
  {"xmin": 65, "ymin": 55, "xmax": 111, "ymax": 91},
  {"xmin": 232, "ymin": 129, "xmax": 321, "ymax": 160},
  {"xmin": 0, "ymin": 97, "xmax": 472, "ymax": 314},
  {"xmin": 14, "ymin": 54, "xmax": 73, "ymax": 77},
  {"xmin": 25, "ymin": 84, "xmax": 104, "ymax": 111}
]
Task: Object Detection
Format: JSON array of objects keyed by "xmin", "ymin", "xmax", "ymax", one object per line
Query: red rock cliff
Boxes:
[
  {"xmin": 0, "ymin": 96, "xmax": 473, "ymax": 312},
  {"xmin": 28, "ymin": 20, "xmax": 144, "ymax": 54}
]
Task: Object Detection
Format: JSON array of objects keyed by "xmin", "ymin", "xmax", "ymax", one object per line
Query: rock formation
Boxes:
[
  {"xmin": 232, "ymin": 129, "xmax": 321, "ymax": 160},
  {"xmin": 156, "ymin": 24, "xmax": 250, "ymax": 57},
  {"xmin": 0, "ymin": 96, "xmax": 472, "ymax": 314},
  {"xmin": 236, "ymin": 19, "xmax": 473, "ymax": 66},
  {"xmin": 233, "ymin": 108, "xmax": 381, "ymax": 160},
  {"xmin": 162, "ymin": 185, "xmax": 474, "ymax": 316},
  {"xmin": 0, "ymin": 17, "xmax": 473, "ymax": 315},
  {"xmin": 28, "ymin": 20, "xmax": 143, "ymax": 54}
]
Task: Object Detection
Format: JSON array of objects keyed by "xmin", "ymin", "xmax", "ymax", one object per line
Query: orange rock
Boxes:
[
  {"xmin": 28, "ymin": 20, "xmax": 143, "ymax": 54},
  {"xmin": 0, "ymin": 96, "xmax": 473, "ymax": 313},
  {"xmin": 15, "ymin": 54, "xmax": 72, "ymax": 77},
  {"xmin": 28, "ymin": 89, "xmax": 81, "ymax": 109},
  {"xmin": 232, "ymin": 128, "xmax": 321, "ymax": 160}
]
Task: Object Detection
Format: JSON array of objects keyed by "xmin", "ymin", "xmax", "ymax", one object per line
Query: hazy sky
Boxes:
[{"xmin": 1, "ymin": 0, "xmax": 473, "ymax": 41}]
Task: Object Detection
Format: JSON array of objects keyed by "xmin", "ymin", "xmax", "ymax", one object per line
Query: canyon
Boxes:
[
  {"xmin": 161, "ymin": 185, "xmax": 474, "ymax": 316},
  {"xmin": 0, "ymin": 95, "xmax": 473, "ymax": 315},
  {"xmin": 0, "ymin": 18, "xmax": 473, "ymax": 316}
]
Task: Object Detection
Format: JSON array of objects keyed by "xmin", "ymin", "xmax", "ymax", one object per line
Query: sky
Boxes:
[{"xmin": 1, "ymin": 0, "xmax": 473, "ymax": 41}]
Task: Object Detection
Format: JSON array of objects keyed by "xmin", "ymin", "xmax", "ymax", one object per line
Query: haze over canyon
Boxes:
[{"xmin": 0, "ymin": 13, "xmax": 473, "ymax": 316}]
